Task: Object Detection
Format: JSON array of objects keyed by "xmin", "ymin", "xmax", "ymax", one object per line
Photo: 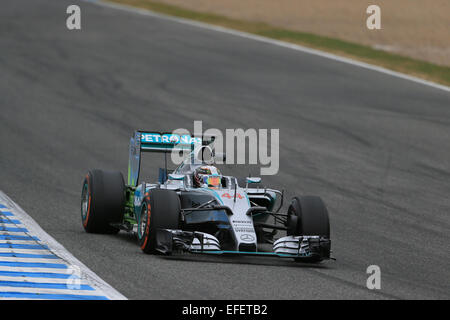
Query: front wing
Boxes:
[{"xmin": 156, "ymin": 229, "xmax": 331, "ymax": 261}]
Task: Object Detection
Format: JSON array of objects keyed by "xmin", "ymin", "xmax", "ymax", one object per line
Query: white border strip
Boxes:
[
  {"xmin": 0, "ymin": 191, "xmax": 126, "ymax": 300},
  {"xmin": 81, "ymin": 0, "xmax": 449, "ymax": 93}
]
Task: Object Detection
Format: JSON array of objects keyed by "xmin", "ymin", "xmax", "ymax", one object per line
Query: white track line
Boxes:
[
  {"xmin": 0, "ymin": 266, "xmax": 71, "ymax": 274},
  {"xmin": 0, "ymin": 257, "xmax": 66, "ymax": 263},
  {"xmin": 0, "ymin": 248, "xmax": 54, "ymax": 254},
  {"xmin": 0, "ymin": 227, "xmax": 27, "ymax": 236},
  {"xmin": 0, "ymin": 191, "xmax": 126, "ymax": 300},
  {"xmin": 0, "ymin": 232, "xmax": 30, "ymax": 236},
  {"xmin": 80, "ymin": 0, "xmax": 450, "ymax": 93},
  {"xmin": 0, "ymin": 276, "xmax": 89, "ymax": 284},
  {"xmin": 0, "ymin": 240, "xmax": 43, "ymax": 245}
]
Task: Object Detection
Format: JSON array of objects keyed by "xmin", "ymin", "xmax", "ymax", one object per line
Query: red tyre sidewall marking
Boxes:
[{"xmin": 83, "ymin": 174, "xmax": 92, "ymax": 228}]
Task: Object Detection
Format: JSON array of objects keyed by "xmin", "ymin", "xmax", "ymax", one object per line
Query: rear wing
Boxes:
[{"xmin": 128, "ymin": 131, "xmax": 214, "ymax": 186}]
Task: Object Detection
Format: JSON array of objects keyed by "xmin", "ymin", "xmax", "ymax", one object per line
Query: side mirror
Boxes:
[
  {"xmin": 246, "ymin": 177, "xmax": 261, "ymax": 184},
  {"xmin": 168, "ymin": 174, "xmax": 185, "ymax": 181}
]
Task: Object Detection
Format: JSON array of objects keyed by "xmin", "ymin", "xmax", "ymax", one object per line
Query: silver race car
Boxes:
[{"xmin": 81, "ymin": 131, "xmax": 331, "ymax": 263}]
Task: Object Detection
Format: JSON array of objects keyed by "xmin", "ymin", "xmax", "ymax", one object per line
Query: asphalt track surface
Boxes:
[{"xmin": 1, "ymin": 0, "xmax": 449, "ymax": 299}]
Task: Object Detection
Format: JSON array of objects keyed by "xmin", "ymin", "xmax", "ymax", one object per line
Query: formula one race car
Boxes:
[{"xmin": 81, "ymin": 131, "xmax": 331, "ymax": 262}]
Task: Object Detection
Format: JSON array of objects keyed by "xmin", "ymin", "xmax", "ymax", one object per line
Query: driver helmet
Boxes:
[{"xmin": 193, "ymin": 166, "xmax": 222, "ymax": 189}]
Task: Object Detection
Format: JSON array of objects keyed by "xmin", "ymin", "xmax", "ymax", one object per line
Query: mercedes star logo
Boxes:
[{"xmin": 240, "ymin": 234, "xmax": 255, "ymax": 242}]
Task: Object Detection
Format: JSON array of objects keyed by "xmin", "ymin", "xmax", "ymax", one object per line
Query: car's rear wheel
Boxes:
[
  {"xmin": 287, "ymin": 196, "xmax": 330, "ymax": 262},
  {"xmin": 81, "ymin": 169, "xmax": 125, "ymax": 234},
  {"xmin": 137, "ymin": 189, "xmax": 181, "ymax": 254}
]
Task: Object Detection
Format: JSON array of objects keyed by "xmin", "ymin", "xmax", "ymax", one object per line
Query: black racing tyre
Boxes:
[
  {"xmin": 288, "ymin": 196, "xmax": 330, "ymax": 238},
  {"xmin": 137, "ymin": 189, "xmax": 181, "ymax": 254},
  {"xmin": 287, "ymin": 196, "xmax": 330, "ymax": 263},
  {"xmin": 81, "ymin": 169, "xmax": 125, "ymax": 234}
]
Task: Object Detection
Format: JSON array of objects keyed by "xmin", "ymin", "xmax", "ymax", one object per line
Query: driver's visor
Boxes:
[{"xmin": 203, "ymin": 176, "xmax": 220, "ymax": 187}]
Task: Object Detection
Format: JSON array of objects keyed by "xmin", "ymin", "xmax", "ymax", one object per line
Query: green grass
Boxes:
[{"xmin": 107, "ymin": 0, "xmax": 450, "ymax": 87}]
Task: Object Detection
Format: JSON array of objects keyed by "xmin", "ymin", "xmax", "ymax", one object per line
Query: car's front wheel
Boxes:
[
  {"xmin": 287, "ymin": 196, "xmax": 330, "ymax": 237},
  {"xmin": 287, "ymin": 195, "xmax": 330, "ymax": 262},
  {"xmin": 137, "ymin": 189, "xmax": 181, "ymax": 254}
]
